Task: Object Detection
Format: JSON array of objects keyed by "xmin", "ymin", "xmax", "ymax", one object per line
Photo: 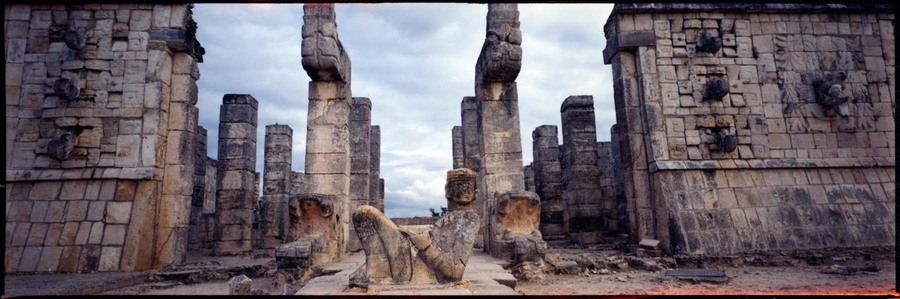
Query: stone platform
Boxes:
[{"xmin": 296, "ymin": 251, "xmax": 520, "ymax": 295}]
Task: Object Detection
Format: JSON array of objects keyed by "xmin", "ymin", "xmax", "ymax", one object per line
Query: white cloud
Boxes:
[{"xmin": 192, "ymin": 3, "xmax": 614, "ymax": 218}]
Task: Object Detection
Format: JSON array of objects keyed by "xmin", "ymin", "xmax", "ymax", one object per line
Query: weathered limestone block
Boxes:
[
  {"xmin": 228, "ymin": 275, "xmax": 252, "ymax": 295},
  {"xmin": 560, "ymin": 96, "xmax": 604, "ymax": 244},
  {"xmin": 260, "ymin": 124, "xmax": 293, "ymax": 249},
  {"xmin": 301, "ymin": 3, "xmax": 350, "ymax": 82},
  {"xmin": 275, "ymin": 240, "xmax": 311, "ymax": 269},
  {"xmin": 531, "ymin": 125, "xmax": 566, "ymax": 240},
  {"xmin": 289, "ymin": 193, "xmax": 338, "ymax": 266},
  {"xmin": 349, "ymin": 168, "xmax": 480, "ymax": 287}
]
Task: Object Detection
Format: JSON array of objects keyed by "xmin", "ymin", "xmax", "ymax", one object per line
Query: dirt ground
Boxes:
[
  {"xmin": 517, "ymin": 260, "xmax": 897, "ymax": 295},
  {"xmin": 518, "ymin": 243, "xmax": 898, "ymax": 296},
  {"xmin": 98, "ymin": 244, "xmax": 897, "ymax": 296}
]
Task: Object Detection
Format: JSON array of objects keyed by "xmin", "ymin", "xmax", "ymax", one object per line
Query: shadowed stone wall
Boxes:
[
  {"xmin": 5, "ymin": 3, "xmax": 203, "ymax": 273},
  {"xmin": 604, "ymin": 3, "xmax": 895, "ymax": 255}
]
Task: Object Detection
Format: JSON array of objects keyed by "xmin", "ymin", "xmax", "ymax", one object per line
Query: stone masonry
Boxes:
[
  {"xmin": 369, "ymin": 125, "xmax": 383, "ymax": 212},
  {"xmin": 5, "ymin": 3, "xmax": 203, "ymax": 273},
  {"xmin": 300, "ymin": 3, "xmax": 352, "ymax": 263},
  {"xmin": 260, "ymin": 124, "xmax": 292, "ymax": 249},
  {"xmin": 213, "ymin": 94, "xmax": 258, "ymax": 255},
  {"xmin": 560, "ymin": 95, "xmax": 604, "ymax": 245},
  {"xmin": 523, "ymin": 163, "xmax": 535, "ymax": 192},
  {"xmin": 473, "ymin": 4, "xmax": 525, "ymax": 240},
  {"xmin": 459, "ymin": 96, "xmax": 484, "ymax": 248},
  {"xmin": 347, "ymin": 97, "xmax": 371, "ymax": 252},
  {"xmin": 596, "ymin": 141, "xmax": 618, "ymax": 233},
  {"xmin": 452, "ymin": 126, "xmax": 464, "ymax": 169},
  {"xmin": 604, "ymin": 3, "xmax": 895, "ymax": 255},
  {"xmin": 531, "ymin": 125, "xmax": 566, "ymax": 241}
]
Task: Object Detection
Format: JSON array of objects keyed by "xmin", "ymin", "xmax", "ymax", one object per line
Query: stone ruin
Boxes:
[
  {"xmin": 4, "ymin": 2, "xmax": 895, "ymax": 290},
  {"xmin": 602, "ymin": 3, "xmax": 895, "ymax": 255},
  {"xmin": 349, "ymin": 168, "xmax": 480, "ymax": 288}
]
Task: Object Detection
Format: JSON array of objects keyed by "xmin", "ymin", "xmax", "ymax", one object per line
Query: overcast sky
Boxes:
[{"xmin": 192, "ymin": 3, "xmax": 616, "ymax": 218}]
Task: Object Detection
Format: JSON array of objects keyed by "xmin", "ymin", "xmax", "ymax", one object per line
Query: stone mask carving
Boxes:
[
  {"xmin": 63, "ymin": 27, "xmax": 87, "ymax": 51},
  {"xmin": 703, "ymin": 78, "xmax": 730, "ymax": 101},
  {"xmin": 714, "ymin": 130, "xmax": 737, "ymax": 153},
  {"xmin": 54, "ymin": 78, "xmax": 79, "ymax": 100},
  {"xmin": 696, "ymin": 30, "xmax": 722, "ymax": 54},
  {"xmin": 445, "ymin": 168, "xmax": 476, "ymax": 205},
  {"xmin": 47, "ymin": 132, "xmax": 76, "ymax": 160},
  {"xmin": 813, "ymin": 72, "xmax": 850, "ymax": 108}
]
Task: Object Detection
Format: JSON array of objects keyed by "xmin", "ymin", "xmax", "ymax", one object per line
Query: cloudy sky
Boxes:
[{"xmin": 192, "ymin": 3, "xmax": 616, "ymax": 218}]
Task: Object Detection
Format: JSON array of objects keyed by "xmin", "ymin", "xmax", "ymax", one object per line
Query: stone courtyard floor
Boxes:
[{"xmin": 4, "ymin": 244, "xmax": 897, "ymax": 296}]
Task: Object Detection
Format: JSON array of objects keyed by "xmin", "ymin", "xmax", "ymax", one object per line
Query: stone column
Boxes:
[
  {"xmin": 596, "ymin": 141, "xmax": 617, "ymax": 233},
  {"xmin": 523, "ymin": 163, "xmax": 535, "ymax": 192},
  {"xmin": 560, "ymin": 95, "xmax": 603, "ymax": 245},
  {"xmin": 213, "ymin": 94, "xmax": 259, "ymax": 255},
  {"xmin": 474, "ymin": 4, "xmax": 528, "ymax": 255},
  {"xmin": 347, "ymin": 98, "xmax": 371, "ymax": 252},
  {"xmin": 189, "ymin": 126, "xmax": 209, "ymax": 252},
  {"xmin": 460, "ymin": 96, "xmax": 484, "ymax": 248},
  {"xmin": 260, "ymin": 124, "xmax": 292, "ymax": 249},
  {"xmin": 532, "ymin": 125, "xmax": 566, "ymax": 240},
  {"xmin": 452, "ymin": 126, "xmax": 464, "ymax": 169},
  {"xmin": 301, "ymin": 3, "xmax": 352, "ymax": 262},
  {"xmin": 369, "ymin": 125, "xmax": 383, "ymax": 212},
  {"xmin": 610, "ymin": 124, "xmax": 627, "ymax": 234}
]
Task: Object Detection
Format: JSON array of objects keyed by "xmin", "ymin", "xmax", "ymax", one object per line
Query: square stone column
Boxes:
[
  {"xmin": 213, "ymin": 94, "xmax": 259, "ymax": 255},
  {"xmin": 260, "ymin": 124, "xmax": 293, "ymax": 249},
  {"xmin": 369, "ymin": 125, "xmax": 383, "ymax": 212},
  {"xmin": 560, "ymin": 95, "xmax": 603, "ymax": 245},
  {"xmin": 347, "ymin": 98, "xmax": 371, "ymax": 252},
  {"xmin": 452, "ymin": 126, "xmax": 464, "ymax": 169},
  {"xmin": 532, "ymin": 125, "xmax": 566, "ymax": 240}
]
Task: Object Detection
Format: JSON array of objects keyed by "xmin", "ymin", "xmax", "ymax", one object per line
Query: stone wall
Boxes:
[
  {"xmin": 604, "ymin": 3, "xmax": 895, "ymax": 255},
  {"xmin": 5, "ymin": 3, "xmax": 203, "ymax": 273}
]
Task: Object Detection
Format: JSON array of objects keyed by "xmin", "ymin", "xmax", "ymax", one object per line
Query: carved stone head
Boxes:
[{"xmin": 445, "ymin": 168, "xmax": 476, "ymax": 205}]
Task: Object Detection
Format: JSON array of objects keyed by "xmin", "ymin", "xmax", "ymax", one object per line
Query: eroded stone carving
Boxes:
[
  {"xmin": 349, "ymin": 168, "xmax": 480, "ymax": 287},
  {"xmin": 53, "ymin": 78, "xmax": 79, "ymax": 100},
  {"xmin": 475, "ymin": 4, "xmax": 522, "ymax": 85},
  {"xmin": 488, "ymin": 191, "xmax": 546, "ymax": 264},
  {"xmin": 63, "ymin": 27, "xmax": 87, "ymax": 51},
  {"xmin": 47, "ymin": 132, "xmax": 76, "ymax": 160},
  {"xmin": 289, "ymin": 194, "xmax": 337, "ymax": 266},
  {"xmin": 696, "ymin": 30, "xmax": 722, "ymax": 54},
  {"xmin": 301, "ymin": 3, "xmax": 351, "ymax": 82},
  {"xmin": 813, "ymin": 72, "xmax": 850, "ymax": 108},
  {"xmin": 714, "ymin": 130, "xmax": 737, "ymax": 153},
  {"xmin": 703, "ymin": 78, "xmax": 730, "ymax": 101}
]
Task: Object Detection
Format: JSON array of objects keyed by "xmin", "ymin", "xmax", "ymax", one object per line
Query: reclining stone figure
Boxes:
[{"xmin": 349, "ymin": 168, "xmax": 480, "ymax": 287}]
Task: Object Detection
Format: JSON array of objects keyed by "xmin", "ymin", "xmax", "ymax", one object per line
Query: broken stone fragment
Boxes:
[{"xmin": 228, "ymin": 275, "xmax": 252, "ymax": 295}]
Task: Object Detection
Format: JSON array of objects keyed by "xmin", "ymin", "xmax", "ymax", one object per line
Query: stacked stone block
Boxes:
[
  {"xmin": 5, "ymin": 4, "xmax": 202, "ymax": 273},
  {"xmin": 347, "ymin": 98, "xmax": 371, "ymax": 252},
  {"xmin": 300, "ymin": 3, "xmax": 352, "ymax": 263},
  {"xmin": 610, "ymin": 125, "xmax": 627, "ymax": 234},
  {"xmin": 213, "ymin": 94, "xmax": 258, "ymax": 255},
  {"xmin": 188, "ymin": 126, "xmax": 209, "ymax": 252},
  {"xmin": 560, "ymin": 96, "xmax": 604, "ymax": 244},
  {"xmin": 523, "ymin": 163, "xmax": 535, "ymax": 192},
  {"xmin": 369, "ymin": 125, "xmax": 383, "ymax": 212},
  {"xmin": 531, "ymin": 125, "xmax": 566, "ymax": 240},
  {"xmin": 596, "ymin": 141, "xmax": 618, "ymax": 232},
  {"xmin": 604, "ymin": 3, "xmax": 895, "ymax": 255},
  {"xmin": 260, "ymin": 124, "xmax": 292, "ymax": 249},
  {"xmin": 459, "ymin": 96, "xmax": 484, "ymax": 247},
  {"xmin": 452, "ymin": 126, "xmax": 464, "ymax": 169}
]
